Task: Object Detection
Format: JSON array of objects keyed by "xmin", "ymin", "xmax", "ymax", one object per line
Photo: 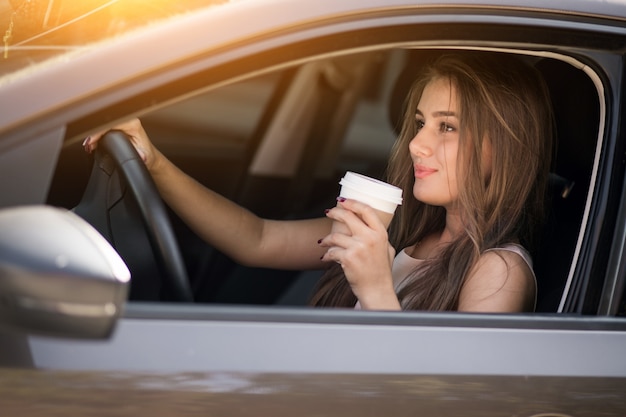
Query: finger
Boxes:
[
  {"xmin": 82, "ymin": 124, "xmax": 121, "ymax": 153},
  {"xmin": 324, "ymin": 205, "xmax": 362, "ymax": 236},
  {"xmin": 318, "ymin": 229, "xmax": 356, "ymax": 250},
  {"xmin": 82, "ymin": 136, "xmax": 92, "ymax": 152},
  {"xmin": 337, "ymin": 198, "xmax": 388, "ymax": 231},
  {"xmin": 320, "ymin": 246, "xmax": 344, "ymax": 266},
  {"xmin": 82, "ymin": 125, "xmax": 109, "ymax": 153},
  {"xmin": 326, "ymin": 201, "xmax": 386, "ymax": 238},
  {"xmin": 83, "ymin": 119, "xmax": 146, "ymax": 156}
]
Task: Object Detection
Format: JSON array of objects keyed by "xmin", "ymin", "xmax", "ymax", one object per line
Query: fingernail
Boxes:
[
  {"xmin": 324, "ymin": 209, "xmax": 330, "ymax": 214},
  {"xmin": 336, "ymin": 197, "xmax": 346, "ymax": 203},
  {"xmin": 82, "ymin": 136, "xmax": 91, "ymax": 146},
  {"xmin": 317, "ymin": 239, "xmax": 322, "ymax": 244}
]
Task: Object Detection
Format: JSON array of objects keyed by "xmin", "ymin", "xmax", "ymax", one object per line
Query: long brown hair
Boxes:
[{"xmin": 310, "ymin": 51, "xmax": 554, "ymax": 310}]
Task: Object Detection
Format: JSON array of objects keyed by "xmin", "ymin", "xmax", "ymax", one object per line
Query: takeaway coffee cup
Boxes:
[{"xmin": 331, "ymin": 171, "xmax": 403, "ymax": 234}]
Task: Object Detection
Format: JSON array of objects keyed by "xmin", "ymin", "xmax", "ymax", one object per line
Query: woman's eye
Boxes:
[
  {"xmin": 439, "ymin": 122, "xmax": 455, "ymax": 133},
  {"xmin": 415, "ymin": 119, "xmax": 425, "ymax": 131}
]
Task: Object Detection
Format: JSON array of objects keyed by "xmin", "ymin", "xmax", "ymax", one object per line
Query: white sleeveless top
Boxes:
[{"xmin": 354, "ymin": 243, "xmax": 537, "ymax": 310}]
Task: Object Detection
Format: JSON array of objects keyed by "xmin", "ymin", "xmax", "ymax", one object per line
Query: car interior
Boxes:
[{"xmin": 46, "ymin": 47, "xmax": 599, "ymax": 313}]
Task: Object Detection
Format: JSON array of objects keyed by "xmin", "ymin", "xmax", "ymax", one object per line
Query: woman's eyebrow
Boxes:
[
  {"xmin": 433, "ymin": 111, "xmax": 457, "ymax": 118},
  {"xmin": 415, "ymin": 109, "xmax": 458, "ymax": 118}
]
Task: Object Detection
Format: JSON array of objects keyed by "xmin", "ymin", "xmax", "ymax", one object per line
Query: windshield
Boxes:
[{"xmin": 1, "ymin": 0, "xmax": 227, "ymax": 79}]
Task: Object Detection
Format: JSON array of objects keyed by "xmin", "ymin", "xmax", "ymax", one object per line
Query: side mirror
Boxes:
[{"xmin": 0, "ymin": 205, "xmax": 129, "ymax": 339}]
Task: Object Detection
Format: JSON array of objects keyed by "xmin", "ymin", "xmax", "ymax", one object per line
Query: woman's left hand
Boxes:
[{"xmin": 319, "ymin": 198, "xmax": 401, "ymax": 310}]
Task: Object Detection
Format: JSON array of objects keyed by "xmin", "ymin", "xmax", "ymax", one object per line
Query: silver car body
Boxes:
[{"xmin": 1, "ymin": 0, "xmax": 626, "ymax": 415}]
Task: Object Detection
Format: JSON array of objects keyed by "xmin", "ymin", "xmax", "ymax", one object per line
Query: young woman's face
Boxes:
[{"xmin": 409, "ymin": 77, "xmax": 462, "ymax": 210}]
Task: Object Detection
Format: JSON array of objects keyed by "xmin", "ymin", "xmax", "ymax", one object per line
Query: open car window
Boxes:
[{"xmin": 48, "ymin": 46, "xmax": 602, "ymax": 313}]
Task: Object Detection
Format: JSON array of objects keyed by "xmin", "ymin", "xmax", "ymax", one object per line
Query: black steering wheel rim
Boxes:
[{"xmin": 99, "ymin": 130, "xmax": 193, "ymax": 302}]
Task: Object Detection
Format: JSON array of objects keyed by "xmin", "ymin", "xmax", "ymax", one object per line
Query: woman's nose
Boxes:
[{"xmin": 409, "ymin": 129, "xmax": 432, "ymax": 158}]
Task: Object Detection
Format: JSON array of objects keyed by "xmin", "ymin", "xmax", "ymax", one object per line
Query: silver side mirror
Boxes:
[{"xmin": 0, "ymin": 205, "xmax": 129, "ymax": 339}]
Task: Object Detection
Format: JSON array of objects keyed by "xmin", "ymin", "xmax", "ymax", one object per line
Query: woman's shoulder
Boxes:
[
  {"xmin": 458, "ymin": 243, "xmax": 536, "ymax": 312},
  {"xmin": 485, "ymin": 243, "xmax": 533, "ymax": 269}
]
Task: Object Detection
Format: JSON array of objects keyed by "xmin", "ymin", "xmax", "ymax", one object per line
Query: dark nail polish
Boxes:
[{"xmin": 336, "ymin": 197, "xmax": 346, "ymax": 203}]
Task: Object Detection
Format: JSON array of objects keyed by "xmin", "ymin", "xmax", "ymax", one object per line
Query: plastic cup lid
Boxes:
[{"xmin": 339, "ymin": 172, "xmax": 403, "ymax": 212}]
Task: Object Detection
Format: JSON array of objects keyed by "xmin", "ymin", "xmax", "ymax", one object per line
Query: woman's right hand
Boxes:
[{"xmin": 83, "ymin": 118, "xmax": 162, "ymax": 172}]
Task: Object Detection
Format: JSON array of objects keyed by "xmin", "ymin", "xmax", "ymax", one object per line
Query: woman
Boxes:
[
  {"xmin": 312, "ymin": 52, "xmax": 553, "ymax": 311},
  {"xmin": 85, "ymin": 52, "xmax": 553, "ymax": 312}
]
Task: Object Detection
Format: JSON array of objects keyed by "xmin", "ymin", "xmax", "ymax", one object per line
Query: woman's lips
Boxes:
[{"xmin": 414, "ymin": 164, "xmax": 436, "ymax": 179}]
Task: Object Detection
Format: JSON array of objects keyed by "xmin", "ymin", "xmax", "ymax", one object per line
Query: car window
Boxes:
[{"xmin": 48, "ymin": 46, "xmax": 602, "ymax": 312}]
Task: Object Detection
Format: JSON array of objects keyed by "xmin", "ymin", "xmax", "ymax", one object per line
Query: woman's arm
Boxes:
[{"xmin": 87, "ymin": 119, "xmax": 330, "ymax": 270}]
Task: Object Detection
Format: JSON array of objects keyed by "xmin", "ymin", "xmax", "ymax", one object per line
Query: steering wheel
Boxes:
[{"xmin": 97, "ymin": 130, "xmax": 193, "ymax": 302}]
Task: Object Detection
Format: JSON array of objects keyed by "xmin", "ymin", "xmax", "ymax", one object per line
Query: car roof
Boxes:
[
  {"xmin": 1, "ymin": 0, "xmax": 625, "ymax": 136},
  {"xmin": 2, "ymin": 0, "xmax": 625, "ymax": 78}
]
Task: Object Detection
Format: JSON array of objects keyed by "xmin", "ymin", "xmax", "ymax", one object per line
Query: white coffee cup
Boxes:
[{"xmin": 331, "ymin": 171, "xmax": 403, "ymax": 234}]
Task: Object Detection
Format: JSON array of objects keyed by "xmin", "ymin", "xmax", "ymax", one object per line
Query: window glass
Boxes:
[{"xmin": 53, "ymin": 46, "xmax": 601, "ymax": 311}]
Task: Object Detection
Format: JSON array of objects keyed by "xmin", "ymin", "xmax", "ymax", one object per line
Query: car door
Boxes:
[{"xmin": 2, "ymin": 1, "xmax": 626, "ymax": 415}]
